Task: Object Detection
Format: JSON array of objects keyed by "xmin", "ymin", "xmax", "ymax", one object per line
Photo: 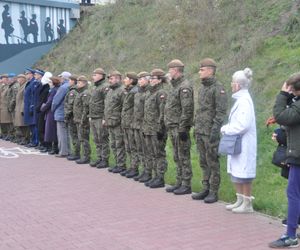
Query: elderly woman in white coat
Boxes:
[{"xmin": 220, "ymin": 68, "xmax": 257, "ymax": 213}]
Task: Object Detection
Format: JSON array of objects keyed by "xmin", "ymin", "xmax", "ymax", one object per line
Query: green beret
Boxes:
[
  {"xmin": 167, "ymin": 59, "xmax": 184, "ymax": 68},
  {"xmin": 77, "ymin": 75, "xmax": 88, "ymax": 82},
  {"xmin": 200, "ymin": 58, "xmax": 217, "ymax": 68},
  {"xmin": 107, "ymin": 70, "xmax": 122, "ymax": 78},
  {"xmin": 137, "ymin": 71, "xmax": 150, "ymax": 78},
  {"xmin": 125, "ymin": 72, "xmax": 138, "ymax": 80},
  {"xmin": 151, "ymin": 69, "xmax": 165, "ymax": 77},
  {"xmin": 93, "ymin": 68, "xmax": 106, "ymax": 75}
]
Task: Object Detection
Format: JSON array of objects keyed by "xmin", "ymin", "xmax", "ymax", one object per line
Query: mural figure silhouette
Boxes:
[
  {"xmin": 28, "ymin": 13, "xmax": 38, "ymax": 43},
  {"xmin": 44, "ymin": 17, "xmax": 54, "ymax": 42},
  {"xmin": 18, "ymin": 10, "xmax": 29, "ymax": 43},
  {"xmin": 57, "ymin": 19, "xmax": 66, "ymax": 39},
  {"xmin": 1, "ymin": 4, "xmax": 14, "ymax": 44}
]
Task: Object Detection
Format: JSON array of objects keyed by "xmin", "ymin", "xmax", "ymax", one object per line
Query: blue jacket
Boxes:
[
  {"xmin": 23, "ymin": 78, "xmax": 36, "ymax": 125},
  {"xmin": 51, "ymin": 80, "xmax": 69, "ymax": 121}
]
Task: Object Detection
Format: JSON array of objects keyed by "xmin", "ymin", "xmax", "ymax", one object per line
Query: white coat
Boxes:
[{"xmin": 220, "ymin": 89, "xmax": 257, "ymax": 179}]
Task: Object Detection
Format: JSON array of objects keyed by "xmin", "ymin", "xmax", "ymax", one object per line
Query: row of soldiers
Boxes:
[{"xmin": 0, "ymin": 58, "xmax": 228, "ymax": 203}]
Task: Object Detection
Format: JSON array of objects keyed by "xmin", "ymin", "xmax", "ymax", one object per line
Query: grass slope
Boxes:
[{"xmin": 37, "ymin": 0, "xmax": 300, "ymax": 217}]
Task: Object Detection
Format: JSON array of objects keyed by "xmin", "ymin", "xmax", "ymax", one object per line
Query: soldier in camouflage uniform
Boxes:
[
  {"xmin": 65, "ymin": 75, "xmax": 80, "ymax": 160},
  {"xmin": 89, "ymin": 68, "xmax": 110, "ymax": 168},
  {"xmin": 142, "ymin": 69, "xmax": 168, "ymax": 188},
  {"xmin": 8, "ymin": 75, "xmax": 19, "ymax": 142},
  {"xmin": 73, "ymin": 76, "xmax": 91, "ymax": 164},
  {"xmin": 120, "ymin": 72, "xmax": 139, "ymax": 178},
  {"xmin": 104, "ymin": 71, "xmax": 126, "ymax": 173},
  {"xmin": 133, "ymin": 71, "xmax": 150, "ymax": 181},
  {"xmin": 192, "ymin": 58, "xmax": 227, "ymax": 203},
  {"xmin": 164, "ymin": 59, "xmax": 194, "ymax": 195}
]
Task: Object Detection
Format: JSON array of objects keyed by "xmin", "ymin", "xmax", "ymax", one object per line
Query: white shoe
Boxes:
[
  {"xmin": 226, "ymin": 193, "xmax": 243, "ymax": 210},
  {"xmin": 232, "ymin": 195, "xmax": 254, "ymax": 213}
]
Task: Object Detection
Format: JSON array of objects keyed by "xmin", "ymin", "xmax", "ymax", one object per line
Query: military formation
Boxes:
[{"xmin": 0, "ymin": 58, "xmax": 227, "ymax": 203}]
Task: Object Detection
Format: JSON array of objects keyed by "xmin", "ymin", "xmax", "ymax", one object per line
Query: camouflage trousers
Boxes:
[
  {"xmin": 76, "ymin": 122, "xmax": 90, "ymax": 159},
  {"xmin": 195, "ymin": 133, "xmax": 220, "ymax": 192},
  {"xmin": 0, "ymin": 123, "xmax": 12, "ymax": 137},
  {"xmin": 108, "ymin": 125, "xmax": 126, "ymax": 167},
  {"xmin": 168, "ymin": 127, "xmax": 193, "ymax": 187},
  {"xmin": 133, "ymin": 129, "xmax": 146, "ymax": 172},
  {"xmin": 90, "ymin": 118, "xmax": 110, "ymax": 162},
  {"xmin": 123, "ymin": 127, "xmax": 139, "ymax": 170},
  {"xmin": 144, "ymin": 133, "xmax": 168, "ymax": 178},
  {"xmin": 17, "ymin": 126, "xmax": 30, "ymax": 143},
  {"xmin": 67, "ymin": 120, "xmax": 80, "ymax": 156}
]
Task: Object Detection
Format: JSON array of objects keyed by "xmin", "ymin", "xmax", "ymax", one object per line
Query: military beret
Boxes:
[
  {"xmin": 137, "ymin": 71, "xmax": 150, "ymax": 78},
  {"xmin": 25, "ymin": 68, "xmax": 35, "ymax": 74},
  {"xmin": 17, "ymin": 74, "xmax": 26, "ymax": 79},
  {"xmin": 167, "ymin": 59, "xmax": 184, "ymax": 68},
  {"xmin": 199, "ymin": 58, "xmax": 217, "ymax": 68},
  {"xmin": 93, "ymin": 68, "xmax": 106, "ymax": 75},
  {"xmin": 50, "ymin": 76, "xmax": 61, "ymax": 85},
  {"xmin": 34, "ymin": 69, "xmax": 45, "ymax": 76},
  {"xmin": 107, "ymin": 70, "xmax": 122, "ymax": 78},
  {"xmin": 125, "ymin": 72, "xmax": 138, "ymax": 80},
  {"xmin": 287, "ymin": 72, "xmax": 300, "ymax": 91},
  {"xmin": 77, "ymin": 75, "xmax": 88, "ymax": 82},
  {"xmin": 8, "ymin": 73, "xmax": 16, "ymax": 78},
  {"xmin": 1, "ymin": 74, "xmax": 8, "ymax": 79},
  {"xmin": 151, "ymin": 69, "xmax": 165, "ymax": 77},
  {"xmin": 69, "ymin": 75, "xmax": 78, "ymax": 81}
]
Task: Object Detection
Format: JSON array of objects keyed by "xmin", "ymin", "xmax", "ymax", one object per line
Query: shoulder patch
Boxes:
[
  {"xmin": 220, "ymin": 89, "xmax": 225, "ymax": 94},
  {"xmin": 105, "ymin": 87, "xmax": 109, "ymax": 91},
  {"xmin": 160, "ymin": 94, "xmax": 165, "ymax": 99},
  {"xmin": 83, "ymin": 94, "xmax": 87, "ymax": 97},
  {"xmin": 182, "ymin": 89, "xmax": 188, "ymax": 93}
]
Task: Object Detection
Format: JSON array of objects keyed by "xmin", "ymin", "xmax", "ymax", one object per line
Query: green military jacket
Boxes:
[
  {"xmin": 132, "ymin": 85, "xmax": 148, "ymax": 130},
  {"xmin": 8, "ymin": 81, "xmax": 19, "ymax": 113},
  {"xmin": 121, "ymin": 85, "xmax": 138, "ymax": 129},
  {"xmin": 143, "ymin": 84, "xmax": 167, "ymax": 135},
  {"xmin": 164, "ymin": 76, "xmax": 194, "ymax": 132},
  {"xmin": 64, "ymin": 85, "xmax": 78, "ymax": 122},
  {"xmin": 104, "ymin": 82, "xmax": 124, "ymax": 128},
  {"xmin": 273, "ymin": 92, "xmax": 300, "ymax": 165},
  {"xmin": 89, "ymin": 79, "xmax": 109, "ymax": 119},
  {"xmin": 194, "ymin": 77, "xmax": 227, "ymax": 136},
  {"xmin": 73, "ymin": 85, "xmax": 90, "ymax": 124}
]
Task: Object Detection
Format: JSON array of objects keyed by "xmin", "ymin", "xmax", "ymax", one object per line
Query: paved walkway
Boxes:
[{"xmin": 0, "ymin": 140, "xmax": 284, "ymax": 250}]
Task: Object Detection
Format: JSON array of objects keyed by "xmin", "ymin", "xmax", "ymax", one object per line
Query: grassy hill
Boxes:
[{"xmin": 37, "ymin": 0, "xmax": 300, "ymax": 217}]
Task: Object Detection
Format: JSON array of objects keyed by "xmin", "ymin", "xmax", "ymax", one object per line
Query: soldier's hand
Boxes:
[
  {"xmin": 157, "ymin": 131, "xmax": 164, "ymax": 141},
  {"xmin": 178, "ymin": 131, "xmax": 188, "ymax": 142}
]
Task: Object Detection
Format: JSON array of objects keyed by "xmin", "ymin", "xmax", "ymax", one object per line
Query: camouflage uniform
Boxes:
[
  {"xmin": 89, "ymin": 79, "xmax": 110, "ymax": 165},
  {"xmin": 64, "ymin": 85, "xmax": 80, "ymax": 157},
  {"xmin": 164, "ymin": 76, "xmax": 194, "ymax": 187},
  {"xmin": 8, "ymin": 80, "xmax": 19, "ymax": 140},
  {"xmin": 121, "ymin": 84, "xmax": 139, "ymax": 172},
  {"xmin": 104, "ymin": 82, "xmax": 126, "ymax": 169},
  {"xmin": 73, "ymin": 85, "xmax": 91, "ymax": 160},
  {"xmin": 143, "ymin": 84, "xmax": 168, "ymax": 178},
  {"xmin": 132, "ymin": 84, "xmax": 148, "ymax": 177},
  {"xmin": 194, "ymin": 76, "xmax": 227, "ymax": 193}
]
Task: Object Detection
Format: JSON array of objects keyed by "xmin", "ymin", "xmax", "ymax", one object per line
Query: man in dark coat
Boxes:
[
  {"xmin": 1, "ymin": 4, "xmax": 14, "ymax": 44},
  {"xmin": 19, "ymin": 11, "xmax": 28, "ymax": 43},
  {"xmin": 44, "ymin": 17, "xmax": 53, "ymax": 42},
  {"xmin": 28, "ymin": 14, "xmax": 38, "ymax": 43}
]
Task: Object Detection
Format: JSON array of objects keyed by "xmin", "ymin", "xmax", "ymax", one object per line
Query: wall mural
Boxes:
[{"xmin": 0, "ymin": 2, "xmax": 70, "ymax": 63}]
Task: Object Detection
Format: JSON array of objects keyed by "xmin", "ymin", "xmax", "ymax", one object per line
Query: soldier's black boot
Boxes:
[
  {"xmin": 149, "ymin": 177, "xmax": 165, "ymax": 188},
  {"xmin": 145, "ymin": 176, "xmax": 157, "ymax": 187},
  {"xmin": 67, "ymin": 154, "xmax": 80, "ymax": 161},
  {"xmin": 191, "ymin": 180, "xmax": 210, "ymax": 200},
  {"xmin": 139, "ymin": 173, "xmax": 152, "ymax": 183},
  {"xmin": 112, "ymin": 166, "xmax": 126, "ymax": 173},
  {"xmin": 173, "ymin": 185, "xmax": 192, "ymax": 195},
  {"xmin": 96, "ymin": 160, "xmax": 109, "ymax": 169},
  {"xmin": 90, "ymin": 159, "xmax": 101, "ymax": 167},
  {"xmin": 204, "ymin": 191, "xmax": 218, "ymax": 203},
  {"xmin": 120, "ymin": 168, "xmax": 130, "ymax": 176},
  {"xmin": 134, "ymin": 170, "xmax": 145, "ymax": 181},
  {"xmin": 76, "ymin": 157, "xmax": 90, "ymax": 164},
  {"xmin": 126, "ymin": 169, "xmax": 139, "ymax": 178},
  {"xmin": 166, "ymin": 183, "xmax": 181, "ymax": 193},
  {"xmin": 108, "ymin": 165, "xmax": 118, "ymax": 172},
  {"xmin": 48, "ymin": 143, "xmax": 59, "ymax": 155}
]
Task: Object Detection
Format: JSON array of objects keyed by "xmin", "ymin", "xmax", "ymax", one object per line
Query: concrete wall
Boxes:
[{"xmin": 0, "ymin": 0, "xmax": 79, "ymax": 73}]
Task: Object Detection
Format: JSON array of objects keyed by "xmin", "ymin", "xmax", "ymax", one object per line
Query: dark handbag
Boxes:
[
  {"xmin": 272, "ymin": 145, "xmax": 287, "ymax": 168},
  {"xmin": 218, "ymin": 134, "xmax": 242, "ymax": 155}
]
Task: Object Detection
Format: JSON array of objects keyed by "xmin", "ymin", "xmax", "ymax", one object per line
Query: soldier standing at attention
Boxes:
[
  {"xmin": 192, "ymin": 58, "xmax": 227, "ymax": 203},
  {"xmin": 73, "ymin": 76, "xmax": 91, "ymax": 164},
  {"xmin": 65, "ymin": 75, "xmax": 80, "ymax": 160},
  {"xmin": 120, "ymin": 72, "xmax": 139, "ymax": 178},
  {"xmin": 89, "ymin": 68, "xmax": 110, "ymax": 169},
  {"xmin": 164, "ymin": 59, "xmax": 194, "ymax": 195},
  {"xmin": 142, "ymin": 69, "xmax": 168, "ymax": 188},
  {"xmin": 133, "ymin": 72, "xmax": 150, "ymax": 181},
  {"xmin": 104, "ymin": 71, "xmax": 126, "ymax": 173}
]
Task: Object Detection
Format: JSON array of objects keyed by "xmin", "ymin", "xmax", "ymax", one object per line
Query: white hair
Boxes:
[
  {"xmin": 232, "ymin": 68, "xmax": 253, "ymax": 89},
  {"xmin": 41, "ymin": 71, "xmax": 53, "ymax": 85}
]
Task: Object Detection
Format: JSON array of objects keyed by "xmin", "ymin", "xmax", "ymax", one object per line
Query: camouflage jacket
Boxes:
[
  {"xmin": 194, "ymin": 77, "xmax": 227, "ymax": 135},
  {"xmin": 73, "ymin": 85, "xmax": 90, "ymax": 124},
  {"xmin": 8, "ymin": 81, "xmax": 19, "ymax": 113},
  {"xmin": 121, "ymin": 85, "xmax": 138, "ymax": 129},
  {"xmin": 143, "ymin": 84, "xmax": 167, "ymax": 135},
  {"xmin": 164, "ymin": 76, "xmax": 194, "ymax": 132},
  {"xmin": 64, "ymin": 85, "xmax": 78, "ymax": 122},
  {"xmin": 104, "ymin": 82, "xmax": 124, "ymax": 128},
  {"xmin": 89, "ymin": 79, "xmax": 109, "ymax": 119},
  {"xmin": 132, "ymin": 85, "xmax": 148, "ymax": 130}
]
